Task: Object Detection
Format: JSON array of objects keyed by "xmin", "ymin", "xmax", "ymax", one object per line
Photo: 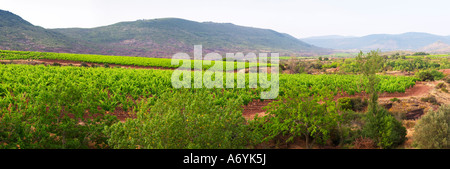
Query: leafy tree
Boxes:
[
  {"xmin": 104, "ymin": 90, "xmax": 255, "ymax": 149},
  {"xmin": 356, "ymin": 50, "xmax": 406, "ymax": 148},
  {"xmin": 260, "ymin": 88, "xmax": 339, "ymax": 148},
  {"xmin": 355, "ymin": 50, "xmax": 385, "ymax": 112},
  {"xmin": 413, "ymin": 105, "xmax": 450, "ymax": 149}
]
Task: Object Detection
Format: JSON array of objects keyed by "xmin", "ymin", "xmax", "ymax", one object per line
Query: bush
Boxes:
[
  {"xmin": 390, "ymin": 98, "xmax": 400, "ymax": 103},
  {"xmin": 444, "ymin": 76, "xmax": 450, "ymax": 84},
  {"xmin": 51, "ymin": 62, "xmax": 61, "ymax": 66},
  {"xmin": 337, "ymin": 97, "xmax": 367, "ymax": 112},
  {"xmin": 430, "ymin": 70, "xmax": 445, "ymax": 80},
  {"xmin": 80, "ymin": 62, "xmax": 89, "ymax": 67},
  {"xmin": 353, "ymin": 137, "xmax": 377, "ymax": 149},
  {"xmin": 412, "ymin": 52, "xmax": 430, "ymax": 56},
  {"xmin": 416, "ymin": 70, "xmax": 434, "ymax": 81},
  {"xmin": 421, "ymin": 96, "xmax": 440, "ymax": 105},
  {"xmin": 362, "ymin": 107, "xmax": 407, "ymax": 149},
  {"xmin": 259, "ymin": 88, "xmax": 339, "ymax": 148},
  {"xmin": 416, "ymin": 69, "xmax": 444, "ymax": 81},
  {"xmin": 338, "ymin": 97, "xmax": 353, "ymax": 111},
  {"xmin": 310, "ymin": 62, "xmax": 323, "ymax": 69},
  {"xmin": 104, "ymin": 90, "xmax": 255, "ymax": 149},
  {"xmin": 0, "ymin": 90, "xmax": 117, "ymax": 149},
  {"xmin": 413, "ymin": 105, "xmax": 450, "ymax": 149},
  {"xmin": 436, "ymin": 82, "xmax": 446, "ymax": 89}
]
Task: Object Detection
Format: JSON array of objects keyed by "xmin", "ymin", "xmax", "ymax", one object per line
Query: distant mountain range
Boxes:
[
  {"xmin": 0, "ymin": 9, "xmax": 327, "ymax": 57},
  {"xmin": 301, "ymin": 32, "xmax": 450, "ymax": 53}
]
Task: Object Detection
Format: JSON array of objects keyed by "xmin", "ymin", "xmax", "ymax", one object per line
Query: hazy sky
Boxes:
[{"xmin": 2, "ymin": 0, "xmax": 450, "ymax": 38}]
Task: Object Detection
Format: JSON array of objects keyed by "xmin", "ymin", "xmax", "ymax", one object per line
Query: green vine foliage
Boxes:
[
  {"xmin": 104, "ymin": 89, "xmax": 257, "ymax": 149},
  {"xmin": 258, "ymin": 87, "xmax": 340, "ymax": 148}
]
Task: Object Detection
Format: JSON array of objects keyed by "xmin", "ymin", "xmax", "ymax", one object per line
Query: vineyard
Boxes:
[
  {"xmin": 0, "ymin": 58, "xmax": 421, "ymax": 148},
  {"xmin": 0, "ymin": 50, "xmax": 271, "ymax": 71},
  {"xmin": 1, "ymin": 1, "xmax": 450, "ymax": 154}
]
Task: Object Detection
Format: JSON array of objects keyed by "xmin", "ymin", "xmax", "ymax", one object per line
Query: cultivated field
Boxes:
[{"xmin": 0, "ymin": 50, "xmax": 449, "ymax": 149}]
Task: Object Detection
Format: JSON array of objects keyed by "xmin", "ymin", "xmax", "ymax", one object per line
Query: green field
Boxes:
[
  {"xmin": 0, "ymin": 60, "xmax": 420, "ymax": 149},
  {"xmin": 0, "ymin": 50, "xmax": 273, "ymax": 71}
]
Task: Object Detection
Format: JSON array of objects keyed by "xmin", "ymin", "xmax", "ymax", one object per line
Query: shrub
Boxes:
[
  {"xmin": 337, "ymin": 97, "xmax": 352, "ymax": 110},
  {"xmin": 362, "ymin": 107, "xmax": 407, "ymax": 149},
  {"xmin": 104, "ymin": 90, "xmax": 255, "ymax": 149},
  {"xmin": 436, "ymin": 82, "xmax": 446, "ymax": 89},
  {"xmin": 412, "ymin": 52, "xmax": 430, "ymax": 56},
  {"xmin": 310, "ymin": 62, "xmax": 323, "ymax": 69},
  {"xmin": 337, "ymin": 97, "xmax": 367, "ymax": 112},
  {"xmin": 80, "ymin": 62, "xmax": 89, "ymax": 67},
  {"xmin": 259, "ymin": 88, "xmax": 339, "ymax": 148},
  {"xmin": 421, "ymin": 96, "xmax": 440, "ymax": 105},
  {"xmin": 353, "ymin": 137, "xmax": 377, "ymax": 149},
  {"xmin": 413, "ymin": 105, "xmax": 450, "ymax": 149},
  {"xmin": 430, "ymin": 70, "xmax": 445, "ymax": 80},
  {"xmin": 416, "ymin": 70, "xmax": 434, "ymax": 81},
  {"xmin": 416, "ymin": 69, "xmax": 444, "ymax": 81},
  {"xmin": 390, "ymin": 98, "xmax": 400, "ymax": 103},
  {"xmin": 0, "ymin": 90, "xmax": 117, "ymax": 149},
  {"xmin": 51, "ymin": 62, "xmax": 61, "ymax": 66},
  {"xmin": 444, "ymin": 76, "xmax": 450, "ymax": 84}
]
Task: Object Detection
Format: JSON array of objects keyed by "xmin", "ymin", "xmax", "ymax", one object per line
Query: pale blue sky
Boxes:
[{"xmin": 2, "ymin": 0, "xmax": 449, "ymax": 38}]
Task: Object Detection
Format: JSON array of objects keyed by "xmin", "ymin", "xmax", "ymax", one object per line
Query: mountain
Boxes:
[
  {"xmin": 420, "ymin": 41, "xmax": 450, "ymax": 53},
  {"xmin": 0, "ymin": 10, "xmax": 92, "ymax": 53},
  {"xmin": 302, "ymin": 35, "xmax": 356, "ymax": 40},
  {"xmin": 52, "ymin": 18, "xmax": 327, "ymax": 57},
  {"xmin": 0, "ymin": 9, "xmax": 327, "ymax": 57},
  {"xmin": 301, "ymin": 32, "xmax": 450, "ymax": 51}
]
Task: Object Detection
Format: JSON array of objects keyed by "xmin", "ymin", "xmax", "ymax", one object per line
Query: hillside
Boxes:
[
  {"xmin": 53, "ymin": 18, "xmax": 327, "ymax": 57},
  {"xmin": 301, "ymin": 32, "xmax": 450, "ymax": 51},
  {"xmin": 0, "ymin": 10, "xmax": 93, "ymax": 53},
  {"xmin": 420, "ymin": 41, "xmax": 450, "ymax": 53},
  {"xmin": 0, "ymin": 9, "xmax": 327, "ymax": 57}
]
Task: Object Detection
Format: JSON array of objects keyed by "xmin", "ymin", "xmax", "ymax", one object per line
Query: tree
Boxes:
[
  {"xmin": 413, "ymin": 105, "xmax": 450, "ymax": 149},
  {"xmin": 412, "ymin": 52, "xmax": 429, "ymax": 56},
  {"xmin": 355, "ymin": 50, "xmax": 385, "ymax": 112},
  {"xmin": 356, "ymin": 50, "xmax": 407, "ymax": 148},
  {"xmin": 261, "ymin": 88, "xmax": 339, "ymax": 148}
]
